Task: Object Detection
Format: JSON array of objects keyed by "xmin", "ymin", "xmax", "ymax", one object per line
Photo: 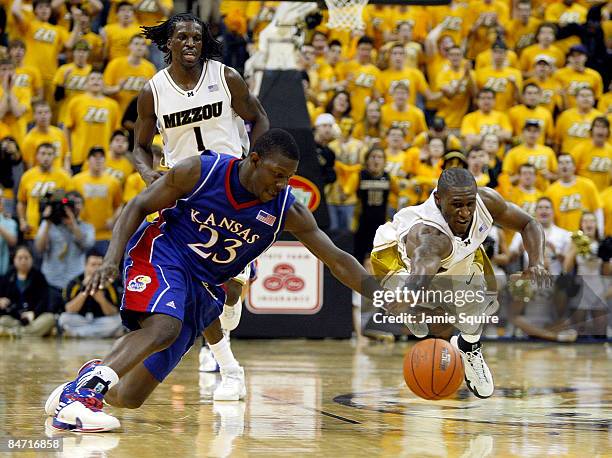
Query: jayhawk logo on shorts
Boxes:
[{"xmin": 127, "ymin": 275, "xmax": 152, "ymax": 292}]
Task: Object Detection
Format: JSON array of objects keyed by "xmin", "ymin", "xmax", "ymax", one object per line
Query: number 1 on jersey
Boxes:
[{"xmin": 193, "ymin": 126, "xmax": 206, "ymax": 151}]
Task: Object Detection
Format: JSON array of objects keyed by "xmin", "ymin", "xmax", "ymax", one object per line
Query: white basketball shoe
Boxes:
[
  {"xmin": 451, "ymin": 336, "xmax": 494, "ymax": 399},
  {"xmin": 45, "ymin": 359, "xmax": 103, "ymax": 416},
  {"xmin": 213, "ymin": 366, "xmax": 246, "ymax": 401},
  {"xmin": 199, "ymin": 345, "xmax": 220, "ymax": 373}
]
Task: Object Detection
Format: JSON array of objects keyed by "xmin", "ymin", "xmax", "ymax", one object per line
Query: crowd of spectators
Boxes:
[{"xmin": 0, "ymin": 0, "xmax": 610, "ymax": 340}]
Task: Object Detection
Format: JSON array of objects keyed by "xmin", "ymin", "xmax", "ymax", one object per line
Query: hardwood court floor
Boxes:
[{"xmin": 1, "ymin": 338, "xmax": 611, "ymax": 457}]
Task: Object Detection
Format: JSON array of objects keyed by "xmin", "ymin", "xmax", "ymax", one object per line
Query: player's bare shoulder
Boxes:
[
  {"xmin": 477, "ymin": 186, "xmax": 508, "ymax": 216},
  {"xmin": 403, "ymin": 222, "xmax": 453, "ymax": 260},
  {"xmin": 136, "ymin": 81, "xmax": 155, "ymax": 117},
  {"xmin": 166, "ymin": 155, "xmax": 202, "ymax": 191},
  {"xmin": 284, "ymin": 201, "xmax": 316, "ymax": 234}
]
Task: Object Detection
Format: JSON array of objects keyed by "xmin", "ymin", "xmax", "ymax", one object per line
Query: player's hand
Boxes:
[
  {"xmin": 86, "ymin": 262, "xmax": 119, "ymax": 295},
  {"xmin": 142, "ymin": 169, "xmax": 164, "ymax": 186},
  {"xmin": 522, "ymin": 264, "xmax": 551, "ymax": 289}
]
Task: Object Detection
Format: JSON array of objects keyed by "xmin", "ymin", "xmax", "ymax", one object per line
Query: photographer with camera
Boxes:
[{"xmin": 34, "ymin": 190, "xmax": 95, "ymax": 312}]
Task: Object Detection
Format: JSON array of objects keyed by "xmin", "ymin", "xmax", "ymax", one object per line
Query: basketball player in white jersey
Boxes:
[
  {"xmin": 133, "ymin": 13, "xmax": 270, "ymax": 400},
  {"xmin": 371, "ymin": 168, "xmax": 550, "ymax": 398}
]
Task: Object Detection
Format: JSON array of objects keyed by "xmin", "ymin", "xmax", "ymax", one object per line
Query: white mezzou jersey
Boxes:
[
  {"xmin": 373, "ymin": 190, "xmax": 494, "ymax": 273},
  {"xmin": 149, "ymin": 59, "xmax": 250, "ymax": 167}
]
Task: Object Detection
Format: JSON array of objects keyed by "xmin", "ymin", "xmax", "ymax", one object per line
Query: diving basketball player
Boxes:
[
  {"xmin": 46, "ymin": 130, "xmax": 383, "ymax": 432},
  {"xmin": 133, "ymin": 14, "xmax": 268, "ymax": 396},
  {"xmin": 371, "ymin": 168, "xmax": 550, "ymax": 398}
]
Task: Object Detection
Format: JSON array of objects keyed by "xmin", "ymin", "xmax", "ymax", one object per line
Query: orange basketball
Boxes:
[{"xmin": 403, "ymin": 338, "xmax": 464, "ymax": 400}]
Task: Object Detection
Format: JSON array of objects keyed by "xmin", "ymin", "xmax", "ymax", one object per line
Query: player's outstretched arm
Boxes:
[
  {"xmin": 133, "ymin": 83, "xmax": 163, "ymax": 186},
  {"xmin": 478, "ymin": 187, "xmax": 549, "ymax": 287},
  {"xmin": 284, "ymin": 202, "xmax": 380, "ymax": 300},
  {"xmin": 225, "ymin": 67, "xmax": 270, "ymax": 145},
  {"xmin": 86, "ymin": 157, "xmax": 202, "ymax": 294}
]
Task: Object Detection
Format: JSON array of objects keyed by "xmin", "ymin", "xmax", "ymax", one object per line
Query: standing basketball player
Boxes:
[
  {"xmin": 134, "ymin": 14, "xmax": 268, "ymax": 397},
  {"xmin": 46, "ymin": 130, "xmax": 382, "ymax": 432},
  {"xmin": 371, "ymin": 168, "xmax": 550, "ymax": 398}
]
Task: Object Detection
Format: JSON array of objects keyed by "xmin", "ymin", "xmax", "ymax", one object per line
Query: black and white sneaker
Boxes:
[{"xmin": 451, "ymin": 336, "xmax": 494, "ymax": 398}]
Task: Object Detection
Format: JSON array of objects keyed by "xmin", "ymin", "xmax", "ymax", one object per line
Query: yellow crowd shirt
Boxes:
[
  {"xmin": 507, "ymin": 104, "xmax": 555, "ymax": 144},
  {"xmin": 123, "ymin": 171, "xmax": 145, "ymax": 203},
  {"xmin": 52, "ymin": 63, "xmax": 92, "ymax": 124},
  {"xmin": 135, "ymin": 0, "xmax": 173, "ymax": 27},
  {"xmin": 21, "ymin": 126, "xmax": 68, "ymax": 170},
  {"xmin": 427, "ymin": 3, "xmax": 470, "ymax": 48},
  {"xmin": 601, "ymin": 186, "xmax": 612, "ymax": 236},
  {"xmin": 460, "ymin": 110, "xmax": 512, "ymax": 140},
  {"xmin": 337, "ymin": 61, "xmax": 381, "ymax": 120},
  {"xmin": 105, "ymin": 155, "xmax": 135, "ymax": 187},
  {"xmin": 102, "ymin": 22, "xmax": 143, "ymax": 62},
  {"xmin": 475, "ymin": 49, "xmax": 519, "ymax": 70},
  {"xmin": 508, "ymin": 186, "xmax": 543, "ymax": 216},
  {"xmin": 71, "ymin": 172, "xmax": 122, "ymax": 240},
  {"xmin": 435, "ymin": 68, "xmax": 474, "ymax": 129},
  {"xmin": 326, "ymin": 138, "xmax": 366, "ymax": 206},
  {"xmin": 64, "ymin": 94, "xmax": 121, "ymax": 166},
  {"xmin": 524, "ymin": 76, "xmax": 563, "ymax": 114},
  {"xmin": 17, "ymin": 166, "xmax": 71, "ymax": 239},
  {"xmin": 380, "ymin": 103, "xmax": 427, "ymax": 146},
  {"xmin": 103, "ymin": 57, "xmax": 156, "ymax": 115},
  {"xmin": 571, "ymin": 141, "xmax": 612, "ymax": 191},
  {"xmin": 545, "ymin": 176, "xmax": 602, "ymax": 231},
  {"xmin": 506, "ymin": 17, "xmax": 541, "ymax": 52},
  {"xmin": 503, "ymin": 143, "xmax": 558, "ymax": 191},
  {"xmin": 519, "ymin": 44, "xmax": 565, "ymax": 74},
  {"xmin": 475, "ymin": 66, "xmax": 523, "ymax": 111},
  {"xmin": 555, "ymin": 108, "xmax": 603, "ymax": 154},
  {"xmin": 0, "ymin": 84, "xmax": 31, "ymax": 146},
  {"xmin": 376, "ymin": 67, "xmax": 429, "ymax": 105},
  {"xmin": 554, "ymin": 67, "xmax": 604, "ymax": 109},
  {"xmin": 545, "ymin": 2, "xmax": 587, "ymax": 54},
  {"xmin": 20, "ymin": 19, "xmax": 68, "ymax": 82}
]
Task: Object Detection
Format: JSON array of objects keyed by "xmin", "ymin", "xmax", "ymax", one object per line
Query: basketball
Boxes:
[{"xmin": 403, "ymin": 338, "xmax": 464, "ymax": 400}]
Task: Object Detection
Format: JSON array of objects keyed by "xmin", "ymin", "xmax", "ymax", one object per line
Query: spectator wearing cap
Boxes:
[
  {"xmin": 520, "ymin": 23, "xmax": 565, "ymax": 76},
  {"xmin": 63, "ymin": 71, "xmax": 121, "ymax": 174},
  {"xmin": 313, "ymin": 114, "xmax": 337, "ymax": 187},
  {"xmin": 475, "ymin": 40, "xmax": 523, "ymax": 111},
  {"xmin": 442, "ymin": 151, "xmax": 468, "ymax": 170},
  {"xmin": 103, "ymin": 34, "xmax": 157, "ymax": 117},
  {"xmin": 58, "ymin": 248, "xmax": 124, "ymax": 338},
  {"xmin": 52, "ymin": 39, "xmax": 92, "ymax": 125},
  {"xmin": 8, "ymin": 39, "xmax": 43, "ymax": 103},
  {"xmin": 504, "ymin": 120, "xmax": 558, "ymax": 192},
  {"xmin": 524, "ymin": 56, "xmax": 564, "ymax": 114},
  {"xmin": 475, "ymin": 39, "xmax": 519, "ymax": 71},
  {"xmin": 21, "ymin": 101, "xmax": 70, "ymax": 172},
  {"xmin": 70, "ymin": 147, "xmax": 122, "ymax": 254},
  {"xmin": 103, "ymin": 129, "xmax": 134, "ymax": 187},
  {"xmin": 508, "ymin": 83, "xmax": 555, "ymax": 146},
  {"xmin": 555, "ymin": 44, "xmax": 604, "ymax": 109}
]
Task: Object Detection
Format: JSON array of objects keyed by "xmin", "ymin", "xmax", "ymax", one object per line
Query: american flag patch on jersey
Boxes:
[
  {"xmin": 478, "ymin": 223, "xmax": 488, "ymax": 233},
  {"xmin": 256, "ymin": 210, "xmax": 276, "ymax": 226},
  {"xmin": 208, "ymin": 83, "xmax": 219, "ymax": 92}
]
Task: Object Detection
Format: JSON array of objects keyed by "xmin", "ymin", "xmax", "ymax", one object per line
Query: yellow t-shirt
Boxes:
[
  {"xmin": 545, "ymin": 2, "xmax": 587, "ymax": 54},
  {"xmin": 464, "ymin": 0, "xmax": 510, "ymax": 59},
  {"xmin": 103, "ymin": 57, "xmax": 156, "ymax": 115},
  {"xmin": 384, "ymin": 148, "xmax": 410, "ymax": 210},
  {"xmin": 71, "ymin": 172, "xmax": 122, "ymax": 240},
  {"xmin": 435, "ymin": 68, "xmax": 474, "ymax": 129},
  {"xmin": 503, "ymin": 143, "xmax": 558, "ymax": 191},
  {"xmin": 427, "ymin": 3, "xmax": 470, "ymax": 48},
  {"xmin": 376, "ymin": 67, "xmax": 429, "ymax": 105},
  {"xmin": 52, "ymin": 63, "xmax": 92, "ymax": 124},
  {"xmin": 507, "ymin": 186, "xmax": 543, "ymax": 216},
  {"xmin": 524, "ymin": 76, "xmax": 563, "ymax": 114},
  {"xmin": 352, "ymin": 121, "xmax": 383, "ymax": 146},
  {"xmin": 555, "ymin": 108, "xmax": 603, "ymax": 154},
  {"xmin": 105, "ymin": 155, "xmax": 135, "ymax": 187},
  {"xmin": 460, "ymin": 110, "xmax": 512, "ymax": 138},
  {"xmin": 598, "ymin": 91, "xmax": 612, "ymax": 116},
  {"xmin": 102, "ymin": 23, "xmax": 143, "ymax": 62},
  {"xmin": 0, "ymin": 85, "xmax": 31, "ymax": 146},
  {"xmin": 17, "ymin": 166, "xmax": 71, "ymax": 239},
  {"xmin": 383, "ymin": 6, "xmax": 429, "ymax": 42},
  {"xmin": 554, "ymin": 67, "xmax": 604, "ymax": 109},
  {"xmin": 21, "ymin": 126, "xmax": 68, "ymax": 170},
  {"xmin": 602, "ymin": 186, "xmax": 612, "ymax": 236},
  {"xmin": 14, "ymin": 65, "xmax": 42, "ymax": 100},
  {"xmin": 475, "ymin": 66, "xmax": 523, "ymax": 111},
  {"xmin": 21, "ymin": 19, "xmax": 69, "ymax": 81},
  {"xmin": 475, "ymin": 49, "xmax": 519, "ymax": 70},
  {"xmin": 134, "ymin": 0, "xmax": 173, "ymax": 27},
  {"xmin": 506, "ymin": 17, "xmax": 541, "ymax": 53},
  {"xmin": 81, "ymin": 31, "xmax": 105, "ymax": 66},
  {"xmin": 123, "ymin": 171, "xmax": 145, "ymax": 203},
  {"xmin": 337, "ymin": 61, "xmax": 381, "ymax": 120},
  {"xmin": 571, "ymin": 141, "xmax": 612, "ymax": 191},
  {"xmin": 545, "ymin": 177, "xmax": 603, "ymax": 231},
  {"xmin": 519, "ymin": 44, "xmax": 565, "ymax": 73},
  {"xmin": 507, "ymin": 104, "xmax": 555, "ymax": 144},
  {"xmin": 380, "ymin": 103, "xmax": 427, "ymax": 145},
  {"xmin": 64, "ymin": 94, "xmax": 121, "ymax": 166},
  {"xmin": 326, "ymin": 138, "xmax": 366, "ymax": 206}
]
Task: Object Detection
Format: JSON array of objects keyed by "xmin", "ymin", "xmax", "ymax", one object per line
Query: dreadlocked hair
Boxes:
[{"xmin": 141, "ymin": 13, "xmax": 222, "ymax": 65}]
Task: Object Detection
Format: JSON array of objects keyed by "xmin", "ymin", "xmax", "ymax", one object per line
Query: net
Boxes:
[{"xmin": 325, "ymin": 0, "xmax": 369, "ymax": 30}]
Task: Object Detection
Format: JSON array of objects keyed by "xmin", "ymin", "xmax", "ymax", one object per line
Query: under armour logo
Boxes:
[
  {"xmin": 463, "ymin": 239, "xmax": 471, "ymax": 246},
  {"xmin": 187, "ymin": 91, "xmax": 194, "ymax": 97}
]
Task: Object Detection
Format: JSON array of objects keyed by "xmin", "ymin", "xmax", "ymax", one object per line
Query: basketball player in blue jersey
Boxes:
[
  {"xmin": 45, "ymin": 130, "xmax": 384, "ymax": 432},
  {"xmin": 133, "ymin": 13, "xmax": 268, "ymax": 394}
]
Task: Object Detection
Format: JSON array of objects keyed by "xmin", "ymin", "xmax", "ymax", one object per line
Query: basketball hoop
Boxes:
[{"xmin": 325, "ymin": 0, "xmax": 369, "ymax": 30}]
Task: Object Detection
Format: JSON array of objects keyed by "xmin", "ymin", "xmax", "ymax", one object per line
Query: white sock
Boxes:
[
  {"xmin": 209, "ymin": 337, "xmax": 239, "ymax": 370},
  {"xmin": 460, "ymin": 333, "xmax": 481, "ymax": 343}
]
